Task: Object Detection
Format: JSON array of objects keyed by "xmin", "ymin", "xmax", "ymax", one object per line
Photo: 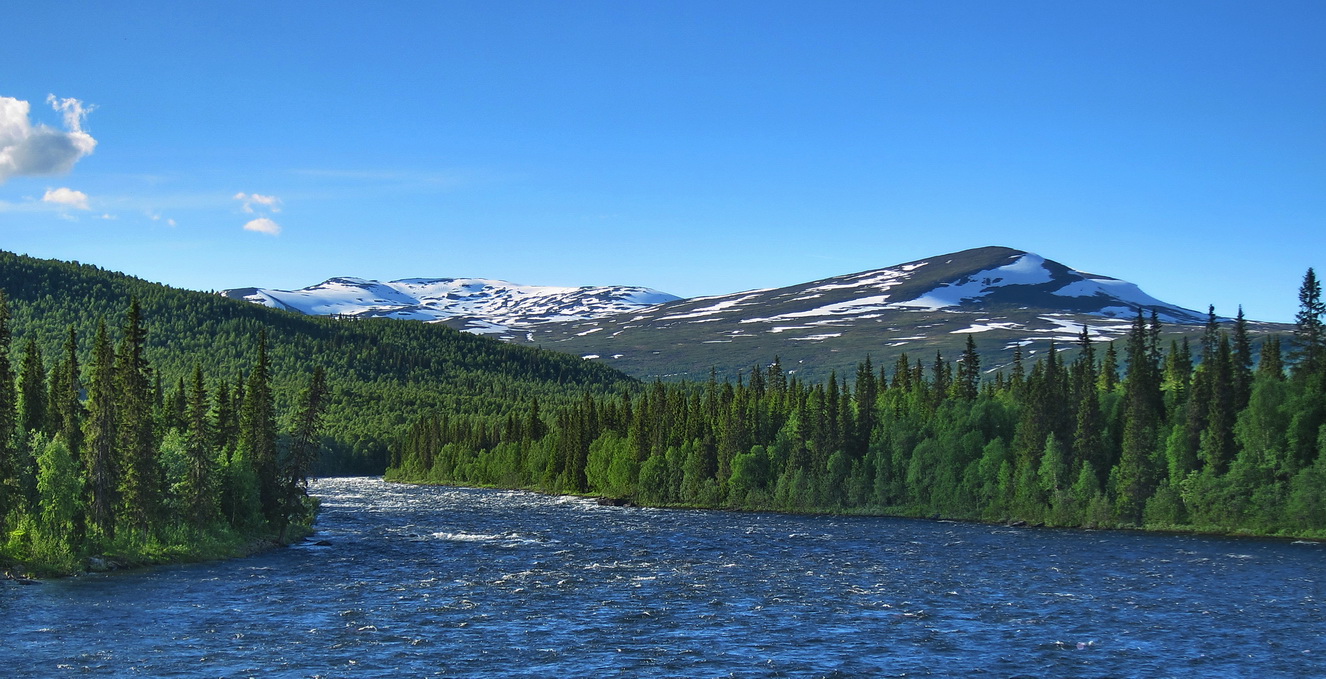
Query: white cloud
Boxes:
[
  {"xmin": 234, "ymin": 191, "xmax": 281, "ymax": 214},
  {"xmin": 0, "ymin": 94, "xmax": 97, "ymax": 183},
  {"xmin": 42, "ymin": 186, "xmax": 89, "ymax": 210},
  {"xmin": 147, "ymin": 210, "xmax": 177, "ymax": 226},
  {"xmin": 243, "ymin": 217, "xmax": 281, "ymax": 235}
]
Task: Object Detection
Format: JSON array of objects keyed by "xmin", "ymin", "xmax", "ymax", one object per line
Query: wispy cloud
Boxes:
[
  {"xmin": 235, "ymin": 190, "xmax": 282, "ymax": 235},
  {"xmin": 243, "ymin": 217, "xmax": 281, "ymax": 235},
  {"xmin": 234, "ymin": 191, "xmax": 282, "ymax": 214},
  {"xmin": 42, "ymin": 186, "xmax": 90, "ymax": 210},
  {"xmin": 0, "ymin": 94, "xmax": 97, "ymax": 183},
  {"xmin": 147, "ymin": 210, "xmax": 177, "ymax": 227}
]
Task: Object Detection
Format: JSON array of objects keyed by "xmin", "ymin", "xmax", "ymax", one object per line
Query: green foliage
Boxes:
[
  {"xmin": 391, "ymin": 289, "xmax": 1326, "ymax": 538},
  {"xmin": 0, "ymin": 291, "xmax": 340, "ymax": 575},
  {"xmin": 0, "ymin": 250, "xmax": 635, "ymax": 474}
]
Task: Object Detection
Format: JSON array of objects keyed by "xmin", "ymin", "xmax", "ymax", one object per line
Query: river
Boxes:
[{"xmin": 5, "ymin": 477, "xmax": 1323, "ymax": 677}]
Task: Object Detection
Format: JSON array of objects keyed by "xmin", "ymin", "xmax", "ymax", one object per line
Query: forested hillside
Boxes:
[
  {"xmin": 0, "ymin": 294, "xmax": 326, "ymax": 574},
  {"xmin": 391, "ymin": 272, "xmax": 1326, "ymax": 538},
  {"xmin": 0, "ymin": 251, "xmax": 635, "ymax": 473}
]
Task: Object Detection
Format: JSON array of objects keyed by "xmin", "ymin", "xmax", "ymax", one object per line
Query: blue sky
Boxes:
[{"xmin": 2, "ymin": 1, "xmax": 1323, "ymax": 322}]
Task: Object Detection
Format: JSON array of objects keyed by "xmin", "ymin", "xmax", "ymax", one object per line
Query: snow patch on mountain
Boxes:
[
  {"xmin": 223, "ymin": 276, "xmax": 680, "ymax": 334},
  {"xmin": 888, "ymin": 254, "xmax": 1055, "ymax": 310}
]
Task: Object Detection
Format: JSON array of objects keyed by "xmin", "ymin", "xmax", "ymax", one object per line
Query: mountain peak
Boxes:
[
  {"xmin": 221, "ymin": 247, "xmax": 1231, "ymax": 381},
  {"xmin": 221, "ymin": 277, "xmax": 681, "ymax": 333}
]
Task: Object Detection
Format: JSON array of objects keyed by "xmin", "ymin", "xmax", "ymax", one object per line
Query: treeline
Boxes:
[
  {"xmin": 0, "ymin": 250, "xmax": 634, "ymax": 473},
  {"xmin": 0, "ymin": 294, "xmax": 329, "ymax": 575},
  {"xmin": 390, "ymin": 271, "xmax": 1326, "ymax": 537}
]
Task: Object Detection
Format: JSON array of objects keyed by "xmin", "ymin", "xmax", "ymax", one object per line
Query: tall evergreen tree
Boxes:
[
  {"xmin": 1116, "ymin": 310, "xmax": 1163, "ymax": 522},
  {"xmin": 181, "ymin": 364, "xmax": 216, "ymax": 527},
  {"xmin": 240, "ymin": 330, "xmax": 280, "ymax": 523},
  {"xmin": 1258, "ymin": 336, "xmax": 1285, "ymax": 380},
  {"xmin": 0, "ymin": 291, "xmax": 19, "ymax": 526},
  {"xmin": 1098, "ymin": 341, "xmax": 1119, "ymax": 392},
  {"xmin": 955, "ymin": 335, "xmax": 980, "ymax": 401},
  {"xmin": 285, "ymin": 366, "xmax": 329, "ymax": 492},
  {"xmin": 852, "ymin": 356, "xmax": 877, "ymax": 459},
  {"xmin": 18, "ymin": 338, "xmax": 50, "ymax": 437},
  {"xmin": 1232, "ymin": 307, "xmax": 1254, "ymax": 410},
  {"xmin": 115, "ymin": 297, "xmax": 161, "ymax": 535},
  {"xmin": 53, "ymin": 326, "xmax": 84, "ymax": 459},
  {"xmin": 1199, "ymin": 333, "xmax": 1237, "ymax": 473},
  {"xmin": 83, "ymin": 319, "xmax": 119, "ymax": 539},
  {"xmin": 1293, "ymin": 267, "xmax": 1325, "ymax": 377}
]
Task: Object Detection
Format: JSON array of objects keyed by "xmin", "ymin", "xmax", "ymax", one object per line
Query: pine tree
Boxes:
[
  {"xmin": 240, "ymin": 330, "xmax": 280, "ymax": 524},
  {"xmin": 956, "ymin": 335, "xmax": 980, "ymax": 400},
  {"xmin": 1198, "ymin": 333, "xmax": 1236, "ymax": 473},
  {"xmin": 1232, "ymin": 306, "xmax": 1254, "ymax": 410},
  {"xmin": 1116, "ymin": 310, "xmax": 1163, "ymax": 523},
  {"xmin": 181, "ymin": 364, "xmax": 216, "ymax": 528},
  {"xmin": 115, "ymin": 298, "xmax": 161, "ymax": 535},
  {"xmin": 285, "ymin": 366, "xmax": 329, "ymax": 491},
  {"xmin": 1010, "ymin": 344, "xmax": 1025, "ymax": 393},
  {"xmin": 83, "ymin": 319, "xmax": 119, "ymax": 539},
  {"xmin": 1258, "ymin": 336, "xmax": 1285, "ymax": 380},
  {"xmin": 1294, "ymin": 268, "xmax": 1325, "ymax": 377},
  {"xmin": 53, "ymin": 326, "xmax": 84, "ymax": 459},
  {"xmin": 18, "ymin": 338, "xmax": 50, "ymax": 437},
  {"xmin": 1098, "ymin": 341, "xmax": 1119, "ymax": 392},
  {"xmin": 0, "ymin": 291, "xmax": 19, "ymax": 526},
  {"xmin": 852, "ymin": 357, "xmax": 878, "ymax": 458}
]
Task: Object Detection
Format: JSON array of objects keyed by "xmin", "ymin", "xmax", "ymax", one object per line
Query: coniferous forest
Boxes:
[
  {"xmin": 0, "ymin": 294, "xmax": 327, "ymax": 574},
  {"xmin": 0, "ymin": 249, "xmax": 632, "ymax": 575},
  {"xmin": 390, "ymin": 271, "xmax": 1326, "ymax": 538}
]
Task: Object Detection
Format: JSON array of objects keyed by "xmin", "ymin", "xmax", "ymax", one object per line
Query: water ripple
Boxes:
[{"xmin": 5, "ymin": 477, "xmax": 1324, "ymax": 677}]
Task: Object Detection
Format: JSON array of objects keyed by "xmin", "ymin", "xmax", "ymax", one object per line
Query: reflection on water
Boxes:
[{"xmin": 6, "ymin": 477, "xmax": 1324, "ymax": 677}]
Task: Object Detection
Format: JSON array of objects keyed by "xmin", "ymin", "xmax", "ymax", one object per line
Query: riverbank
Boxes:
[
  {"xmin": 1, "ymin": 505, "xmax": 319, "ymax": 580},
  {"xmin": 383, "ymin": 473, "xmax": 1326, "ymax": 543}
]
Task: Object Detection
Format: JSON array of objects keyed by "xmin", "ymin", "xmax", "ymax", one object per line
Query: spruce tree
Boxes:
[
  {"xmin": 181, "ymin": 364, "xmax": 216, "ymax": 528},
  {"xmin": 1258, "ymin": 336, "xmax": 1285, "ymax": 380},
  {"xmin": 115, "ymin": 298, "xmax": 161, "ymax": 535},
  {"xmin": 285, "ymin": 366, "xmax": 328, "ymax": 491},
  {"xmin": 853, "ymin": 356, "xmax": 878, "ymax": 458},
  {"xmin": 1116, "ymin": 310, "xmax": 1163, "ymax": 523},
  {"xmin": 956, "ymin": 335, "xmax": 980, "ymax": 400},
  {"xmin": 1097, "ymin": 341, "xmax": 1119, "ymax": 392},
  {"xmin": 83, "ymin": 319, "xmax": 119, "ymax": 539},
  {"xmin": 1294, "ymin": 267, "xmax": 1325, "ymax": 377},
  {"xmin": 53, "ymin": 326, "xmax": 84, "ymax": 459},
  {"xmin": 0, "ymin": 291, "xmax": 18, "ymax": 526},
  {"xmin": 1198, "ymin": 333, "xmax": 1236, "ymax": 473},
  {"xmin": 18, "ymin": 338, "xmax": 50, "ymax": 437},
  {"xmin": 1232, "ymin": 306, "xmax": 1254, "ymax": 410},
  {"xmin": 240, "ymin": 330, "xmax": 280, "ymax": 523}
]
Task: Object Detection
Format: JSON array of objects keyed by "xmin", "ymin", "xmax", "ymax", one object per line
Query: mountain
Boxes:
[
  {"xmin": 512, "ymin": 246, "xmax": 1284, "ymax": 381},
  {"xmin": 221, "ymin": 246, "xmax": 1287, "ymax": 383},
  {"xmin": 0, "ymin": 250, "xmax": 635, "ymax": 473},
  {"xmin": 222, "ymin": 277, "xmax": 680, "ymax": 335}
]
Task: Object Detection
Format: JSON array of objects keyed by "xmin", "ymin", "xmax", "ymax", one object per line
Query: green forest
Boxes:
[
  {"xmin": 390, "ymin": 271, "xmax": 1326, "ymax": 538},
  {"xmin": 0, "ymin": 249, "xmax": 639, "ymax": 575},
  {"xmin": 0, "ymin": 294, "xmax": 327, "ymax": 575},
  {"xmin": 0, "ymin": 250, "xmax": 635, "ymax": 475}
]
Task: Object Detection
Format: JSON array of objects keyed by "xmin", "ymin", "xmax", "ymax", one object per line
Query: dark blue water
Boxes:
[{"xmin": 5, "ymin": 477, "xmax": 1323, "ymax": 677}]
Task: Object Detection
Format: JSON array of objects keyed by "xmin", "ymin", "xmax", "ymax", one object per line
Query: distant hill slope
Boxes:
[
  {"xmin": 222, "ymin": 276, "xmax": 679, "ymax": 335},
  {"xmin": 513, "ymin": 246, "xmax": 1287, "ymax": 381},
  {"xmin": 0, "ymin": 250, "xmax": 636, "ymax": 473}
]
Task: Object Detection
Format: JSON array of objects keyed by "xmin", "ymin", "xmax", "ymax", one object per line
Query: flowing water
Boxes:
[{"xmin": 5, "ymin": 477, "xmax": 1324, "ymax": 677}]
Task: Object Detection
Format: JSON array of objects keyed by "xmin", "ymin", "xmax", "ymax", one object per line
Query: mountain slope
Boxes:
[
  {"xmin": 1, "ymin": 250, "xmax": 636, "ymax": 473},
  {"xmin": 515, "ymin": 246, "xmax": 1282, "ymax": 381},
  {"xmin": 223, "ymin": 277, "xmax": 679, "ymax": 335}
]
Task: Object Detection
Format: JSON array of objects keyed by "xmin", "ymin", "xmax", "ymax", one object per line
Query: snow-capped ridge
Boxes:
[{"xmin": 222, "ymin": 276, "xmax": 681, "ymax": 334}]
